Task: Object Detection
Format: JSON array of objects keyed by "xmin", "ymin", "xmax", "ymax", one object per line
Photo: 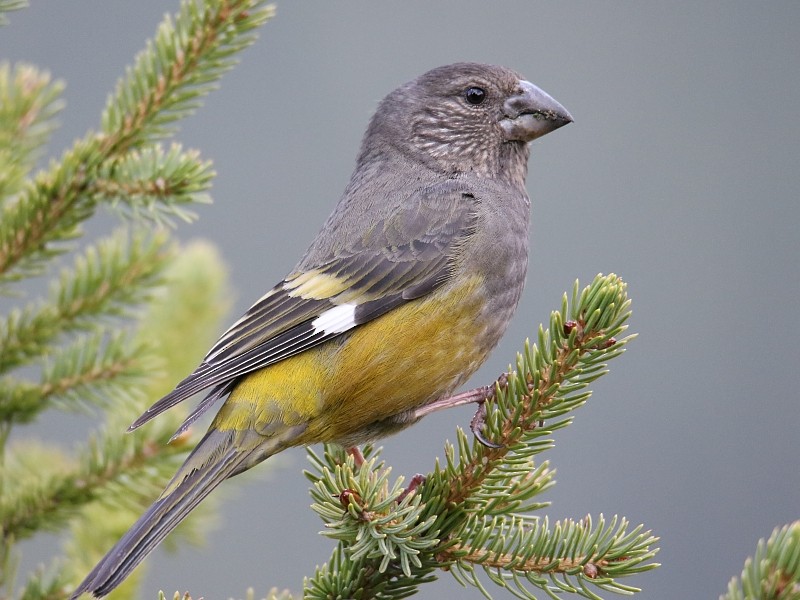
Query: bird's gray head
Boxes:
[{"xmin": 358, "ymin": 63, "xmax": 572, "ymax": 185}]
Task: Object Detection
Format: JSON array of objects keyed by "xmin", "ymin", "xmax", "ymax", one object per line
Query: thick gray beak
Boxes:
[{"xmin": 500, "ymin": 80, "xmax": 573, "ymax": 142}]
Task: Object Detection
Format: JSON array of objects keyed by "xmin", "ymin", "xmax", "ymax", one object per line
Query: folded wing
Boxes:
[{"xmin": 129, "ymin": 181, "xmax": 479, "ymax": 434}]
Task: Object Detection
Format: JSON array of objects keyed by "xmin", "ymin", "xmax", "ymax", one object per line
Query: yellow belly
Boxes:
[{"xmin": 213, "ymin": 274, "xmax": 489, "ymax": 445}]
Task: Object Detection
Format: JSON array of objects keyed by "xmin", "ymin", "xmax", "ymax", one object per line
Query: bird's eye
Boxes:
[{"xmin": 464, "ymin": 87, "xmax": 486, "ymax": 105}]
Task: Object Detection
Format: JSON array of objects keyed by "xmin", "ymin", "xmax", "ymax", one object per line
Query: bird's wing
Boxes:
[{"xmin": 129, "ymin": 182, "xmax": 478, "ymax": 432}]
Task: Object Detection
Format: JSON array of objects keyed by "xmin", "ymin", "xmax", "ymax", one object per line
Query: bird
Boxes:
[{"xmin": 71, "ymin": 62, "xmax": 572, "ymax": 598}]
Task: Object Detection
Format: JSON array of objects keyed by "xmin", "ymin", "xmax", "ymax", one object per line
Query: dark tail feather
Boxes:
[{"xmin": 71, "ymin": 428, "xmax": 269, "ymax": 599}]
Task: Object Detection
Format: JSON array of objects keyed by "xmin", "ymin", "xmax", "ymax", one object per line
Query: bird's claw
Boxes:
[
  {"xmin": 469, "ymin": 372, "xmax": 509, "ymax": 448},
  {"xmin": 470, "ymin": 395, "xmax": 503, "ymax": 449},
  {"xmin": 469, "ymin": 372, "xmax": 510, "ymax": 448}
]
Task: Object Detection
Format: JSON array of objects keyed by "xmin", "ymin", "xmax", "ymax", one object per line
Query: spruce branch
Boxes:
[
  {"xmin": 721, "ymin": 521, "xmax": 800, "ymax": 600},
  {"xmin": 0, "ymin": 228, "xmax": 172, "ymax": 383},
  {"xmin": 304, "ymin": 275, "xmax": 657, "ymax": 599},
  {"xmin": 95, "ymin": 144, "xmax": 214, "ymax": 226},
  {"xmin": 0, "ymin": 0, "xmax": 274, "ymax": 284},
  {"xmin": 0, "ymin": 412, "xmax": 190, "ymax": 541},
  {"xmin": 0, "ymin": 330, "xmax": 157, "ymax": 423},
  {"xmin": 60, "ymin": 241, "xmax": 232, "ymax": 592},
  {"xmin": 309, "ymin": 449, "xmax": 440, "ymax": 577},
  {"xmin": 2, "ymin": 2, "xmax": 270, "ymax": 597},
  {"xmin": 437, "ymin": 275, "xmax": 632, "ymax": 513},
  {"xmin": 17, "ymin": 567, "xmax": 71, "ymax": 600},
  {"xmin": 447, "ymin": 514, "xmax": 656, "ymax": 599},
  {"xmin": 99, "ymin": 0, "xmax": 274, "ymax": 151},
  {"xmin": 305, "ymin": 539, "xmax": 437, "ymax": 600},
  {"xmin": 0, "ymin": 63, "xmax": 64, "ymax": 199},
  {"xmin": 0, "ymin": 0, "xmax": 26, "ymax": 26},
  {"xmin": 156, "ymin": 589, "xmax": 295, "ymax": 600},
  {"xmin": 2, "ymin": 242, "xmax": 231, "ymax": 598},
  {"xmin": 36, "ymin": 331, "xmax": 153, "ymax": 410}
]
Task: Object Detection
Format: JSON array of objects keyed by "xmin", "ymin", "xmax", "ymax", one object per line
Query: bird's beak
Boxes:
[{"xmin": 500, "ymin": 80, "xmax": 573, "ymax": 142}]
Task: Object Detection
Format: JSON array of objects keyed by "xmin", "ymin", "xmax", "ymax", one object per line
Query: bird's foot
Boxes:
[
  {"xmin": 412, "ymin": 372, "xmax": 509, "ymax": 448},
  {"xmin": 469, "ymin": 399, "xmax": 502, "ymax": 448},
  {"xmin": 468, "ymin": 372, "xmax": 508, "ymax": 448}
]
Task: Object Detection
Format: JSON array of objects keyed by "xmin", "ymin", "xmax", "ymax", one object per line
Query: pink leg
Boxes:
[{"xmin": 413, "ymin": 373, "xmax": 509, "ymax": 448}]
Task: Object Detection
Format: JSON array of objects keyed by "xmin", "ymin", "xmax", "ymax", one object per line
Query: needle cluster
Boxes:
[
  {"xmin": 0, "ymin": 2, "xmax": 272, "ymax": 598},
  {"xmin": 304, "ymin": 275, "xmax": 660, "ymax": 599}
]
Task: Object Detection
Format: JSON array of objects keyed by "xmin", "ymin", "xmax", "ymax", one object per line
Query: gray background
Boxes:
[{"xmin": 3, "ymin": 2, "xmax": 799, "ymax": 599}]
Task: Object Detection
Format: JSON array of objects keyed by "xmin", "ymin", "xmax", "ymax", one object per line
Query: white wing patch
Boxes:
[{"xmin": 312, "ymin": 303, "xmax": 357, "ymax": 335}]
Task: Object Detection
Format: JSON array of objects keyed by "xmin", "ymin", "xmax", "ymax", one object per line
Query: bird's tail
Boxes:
[{"xmin": 71, "ymin": 426, "xmax": 297, "ymax": 599}]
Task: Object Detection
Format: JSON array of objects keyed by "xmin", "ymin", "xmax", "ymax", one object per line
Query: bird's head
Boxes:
[{"xmin": 359, "ymin": 63, "xmax": 572, "ymax": 182}]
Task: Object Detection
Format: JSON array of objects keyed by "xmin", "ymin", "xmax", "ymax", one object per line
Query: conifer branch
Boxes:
[
  {"xmin": 0, "ymin": 0, "xmax": 27, "ymax": 27},
  {"xmin": 94, "ymin": 145, "xmax": 214, "ymax": 226},
  {"xmin": 17, "ymin": 569, "xmax": 70, "ymax": 600},
  {"xmin": 447, "ymin": 514, "xmax": 656, "ymax": 598},
  {"xmin": 1, "ymin": 2, "xmax": 267, "ymax": 597},
  {"xmin": 0, "ymin": 427, "xmax": 187, "ymax": 541},
  {"xmin": 0, "ymin": 229, "xmax": 171, "ymax": 380},
  {"xmin": 1, "ymin": 240, "xmax": 230, "ymax": 551},
  {"xmin": 0, "ymin": 0, "xmax": 274, "ymax": 283},
  {"xmin": 721, "ymin": 521, "xmax": 800, "ymax": 600},
  {"xmin": 154, "ymin": 590, "xmax": 295, "ymax": 600},
  {"xmin": 40, "ymin": 332, "xmax": 152, "ymax": 407},
  {"xmin": 0, "ymin": 63, "xmax": 64, "ymax": 199},
  {"xmin": 0, "ymin": 331, "xmax": 156, "ymax": 423},
  {"xmin": 99, "ymin": 0, "xmax": 274, "ymax": 152},
  {"xmin": 305, "ymin": 275, "xmax": 659, "ymax": 600}
]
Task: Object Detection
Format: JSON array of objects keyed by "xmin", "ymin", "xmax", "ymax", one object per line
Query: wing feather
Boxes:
[{"xmin": 129, "ymin": 182, "xmax": 479, "ymax": 431}]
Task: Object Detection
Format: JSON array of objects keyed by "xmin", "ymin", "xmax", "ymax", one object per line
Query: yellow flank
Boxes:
[
  {"xmin": 214, "ymin": 274, "xmax": 489, "ymax": 445},
  {"xmin": 212, "ymin": 346, "xmax": 334, "ymax": 434},
  {"xmin": 283, "ymin": 270, "xmax": 350, "ymax": 299}
]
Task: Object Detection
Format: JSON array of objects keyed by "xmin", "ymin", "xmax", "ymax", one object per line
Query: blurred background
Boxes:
[{"xmin": 2, "ymin": 2, "xmax": 799, "ymax": 598}]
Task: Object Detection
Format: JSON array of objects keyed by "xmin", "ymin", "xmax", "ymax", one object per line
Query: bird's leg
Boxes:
[
  {"xmin": 346, "ymin": 446, "xmax": 365, "ymax": 468},
  {"xmin": 413, "ymin": 373, "xmax": 509, "ymax": 448}
]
